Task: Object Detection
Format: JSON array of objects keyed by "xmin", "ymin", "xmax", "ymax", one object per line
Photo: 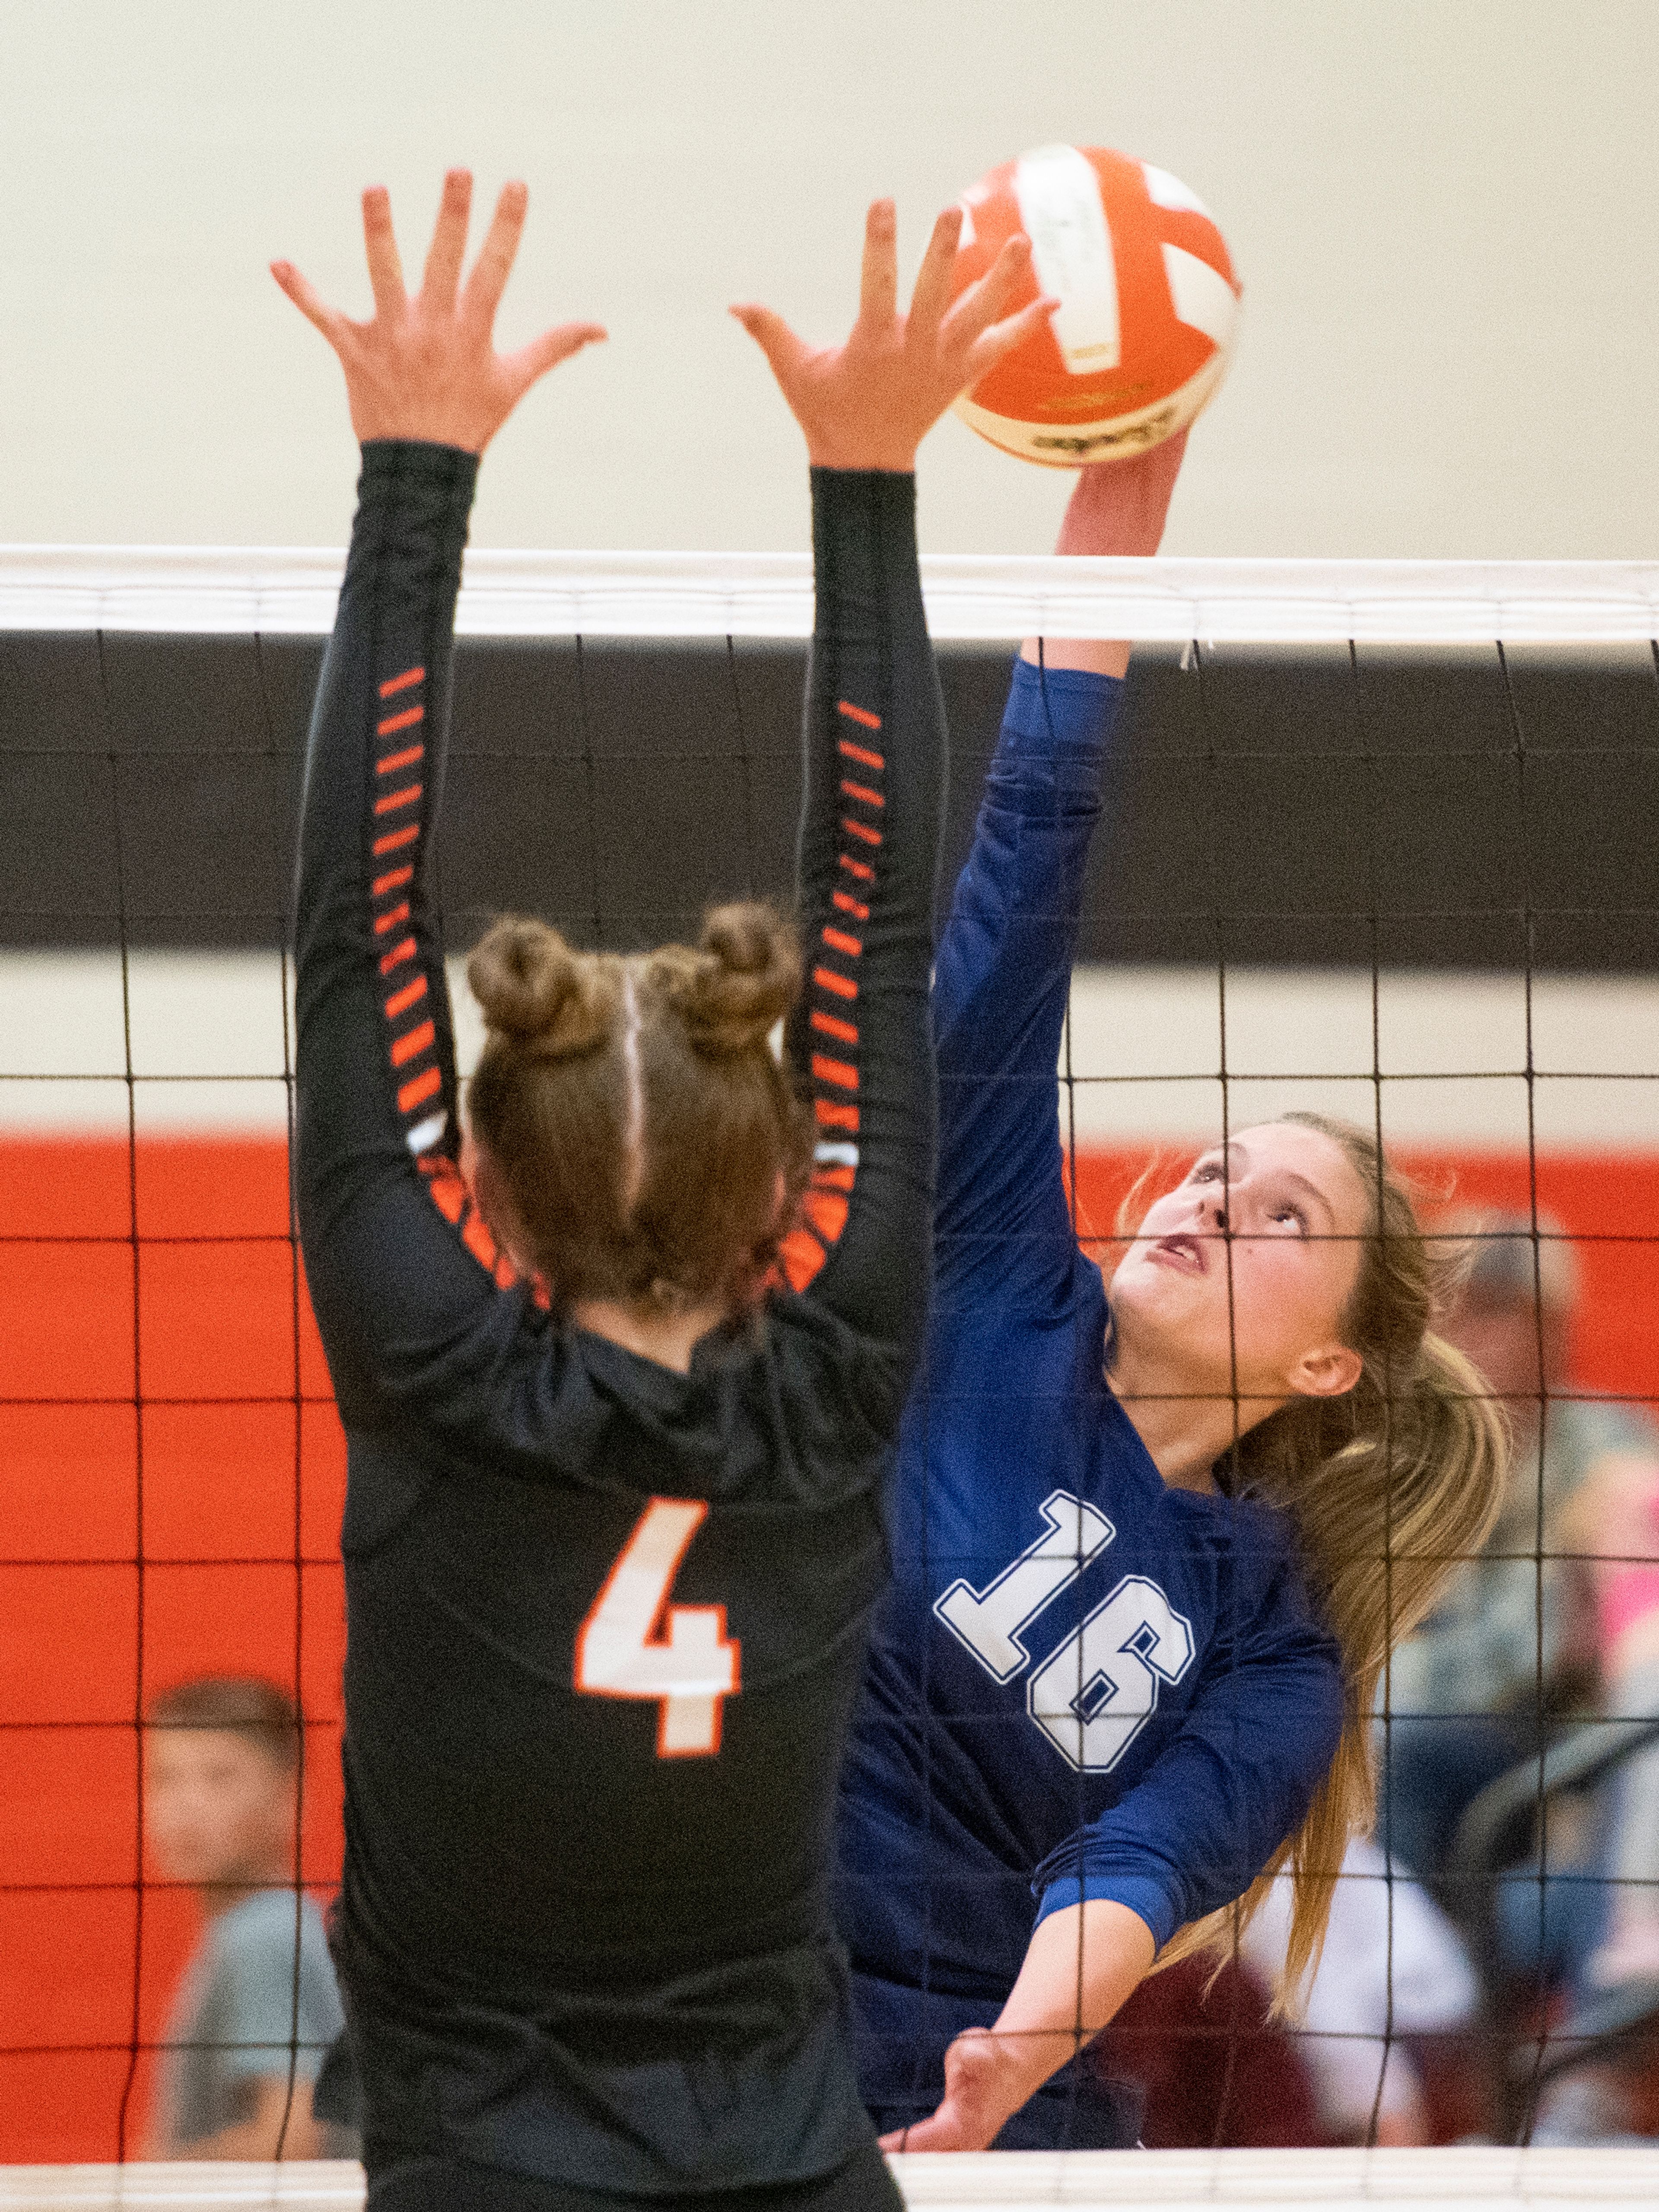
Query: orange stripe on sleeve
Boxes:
[
  {"xmin": 373, "ymin": 825, "xmax": 420, "ymax": 858},
  {"xmin": 379, "ymin": 667, "xmax": 425, "ymax": 699},
  {"xmin": 384, "ymin": 974, "xmax": 428, "ymax": 1020},
  {"xmin": 377, "ymin": 744, "xmax": 425, "ymax": 776},
  {"xmin": 397, "ymin": 1066, "xmax": 443, "ymax": 1114},
  {"xmin": 779, "ymin": 1225, "xmax": 829, "ymax": 1294},
  {"xmin": 375, "ymin": 783, "xmax": 423, "ymax": 817},
  {"xmin": 374, "ymin": 904, "xmax": 411, "ymax": 936},
  {"xmin": 841, "ymin": 817, "xmax": 881, "ymax": 847},
  {"xmin": 391, "ymin": 1018, "xmax": 436, "ymax": 1068},
  {"xmin": 814, "ymin": 1098, "xmax": 859, "ymax": 1132},
  {"xmin": 422, "ymin": 1155, "xmax": 467, "ymax": 1224},
  {"xmin": 814, "ymin": 1163, "xmax": 855, "ymax": 1193},
  {"xmin": 811, "ymin": 1053, "xmax": 858, "ymax": 1090},
  {"xmin": 836, "ymin": 738, "xmax": 884, "ymax": 770},
  {"xmin": 372, "ymin": 865, "xmax": 414, "ymax": 898},
  {"xmin": 461, "ymin": 1209, "xmax": 499, "ymax": 1273},
  {"xmin": 838, "ymin": 855, "xmax": 874, "ymax": 883},
  {"xmin": 836, "ymin": 700, "xmax": 882, "ymax": 730},
  {"xmin": 377, "ymin": 703, "xmax": 426, "ymax": 735},
  {"xmin": 813, "ymin": 965, "xmax": 857, "ymax": 1000},
  {"xmin": 804, "ymin": 1188, "xmax": 850, "ymax": 1245},
  {"xmin": 810, "ymin": 1009, "xmax": 858, "ymax": 1045},
  {"xmin": 839, "ymin": 780, "xmax": 884, "ymax": 808},
  {"xmin": 832, "ymin": 891, "xmax": 869, "ymax": 921},
  {"xmin": 822, "ymin": 926, "xmax": 862, "ymax": 957},
  {"xmin": 379, "ymin": 937, "xmax": 417, "ymax": 976}
]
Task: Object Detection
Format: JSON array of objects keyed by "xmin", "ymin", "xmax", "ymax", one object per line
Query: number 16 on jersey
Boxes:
[{"xmin": 576, "ymin": 1498, "xmax": 740, "ymax": 1757}]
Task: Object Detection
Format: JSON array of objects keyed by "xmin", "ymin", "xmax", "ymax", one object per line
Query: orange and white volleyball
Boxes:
[{"xmin": 951, "ymin": 145, "xmax": 1239, "ymax": 465}]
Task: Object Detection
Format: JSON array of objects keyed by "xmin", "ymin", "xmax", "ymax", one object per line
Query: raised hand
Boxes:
[
  {"xmin": 732, "ymin": 199, "xmax": 1055, "ymax": 473},
  {"xmin": 1055, "ymin": 426, "xmax": 1189, "ymax": 558},
  {"xmin": 272, "ymin": 169, "xmax": 606, "ymax": 455}
]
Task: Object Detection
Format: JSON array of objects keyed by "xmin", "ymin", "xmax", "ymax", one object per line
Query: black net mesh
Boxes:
[{"xmin": 2, "ymin": 621, "xmax": 1656, "ymax": 2159}]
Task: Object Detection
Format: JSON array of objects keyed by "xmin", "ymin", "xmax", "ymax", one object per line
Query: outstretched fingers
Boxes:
[
  {"xmin": 857, "ymin": 198, "xmax": 899, "ymax": 333},
  {"xmin": 961, "ymin": 289, "xmax": 1059, "ymax": 383},
  {"xmin": 905, "ymin": 204, "xmax": 965, "ymax": 347},
  {"xmin": 270, "ymin": 259, "xmax": 352, "ymax": 351},
  {"xmin": 729, "ymin": 302, "xmax": 813, "ymax": 389},
  {"xmin": 941, "ymin": 231, "xmax": 1035, "ymax": 351},
  {"xmin": 503, "ymin": 319, "xmax": 609, "ymax": 396},
  {"xmin": 422, "ymin": 168, "xmax": 474, "ymax": 313},
  {"xmin": 360, "ymin": 186, "xmax": 407, "ymax": 324},
  {"xmin": 461, "ymin": 179, "xmax": 530, "ymax": 335}
]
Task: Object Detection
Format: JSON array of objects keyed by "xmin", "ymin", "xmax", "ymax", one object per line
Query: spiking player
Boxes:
[
  {"xmin": 835, "ymin": 433, "xmax": 1509, "ymax": 2151},
  {"xmin": 274, "ymin": 171, "xmax": 1051, "ymax": 2209}
]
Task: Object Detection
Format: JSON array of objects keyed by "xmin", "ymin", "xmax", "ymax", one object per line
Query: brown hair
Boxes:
[
  {"xmin": 1119, "ymin": 1113, "xmax": 1509, "ymax": 2005},
  {"xmin": 466, "ymin": 903, "xmax": 811, "ymax": 1312},
  {"xmin": 146, "ymin": 1675, "xmax": 301, "ymax": 1773}
]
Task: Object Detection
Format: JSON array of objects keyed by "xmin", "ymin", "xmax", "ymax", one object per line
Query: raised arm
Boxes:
[
  {"xmin": 733, "ymin": 202, "xmax": 1052, "ymax": 1361},
  {"xmin": 932, "ymin": 439, "xmax": 1186, "ymax": 1307},
  {"xmin": 279, "ymin": 174, "xmax": 603, "ymax": 1411}
]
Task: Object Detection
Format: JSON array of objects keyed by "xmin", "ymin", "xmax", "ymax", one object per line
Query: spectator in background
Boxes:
[
  {"xmin": 143, "ymin": 1675, "xmax": 355, "ymax": 2161},
  {"xmin": 1380, "ymin": 1213, "xmax": 1649, "ymax": 1910},
  {"xmin": 1240, "ymin": 1835, "xmax": 1478, "ymax": 2144}
]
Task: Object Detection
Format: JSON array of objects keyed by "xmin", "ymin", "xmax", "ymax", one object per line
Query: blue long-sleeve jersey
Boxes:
[{"xmin": 834, "ymin": 659, "xmax": 1345, "ymax": 2139}]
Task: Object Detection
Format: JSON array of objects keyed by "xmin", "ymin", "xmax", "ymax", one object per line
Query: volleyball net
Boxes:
[{"xmin": 3, "ymin": 549, "xmax": 1657, "ymax": 2183}]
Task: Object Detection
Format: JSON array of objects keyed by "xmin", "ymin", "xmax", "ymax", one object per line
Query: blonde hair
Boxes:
[
  {"xmin": 1120, "ymin": 1113, "xmax": 1509, "ymax": 2005},
  {"xmin": 467, "ymin": 903, "xmax": 811, "ymax": 1313}
]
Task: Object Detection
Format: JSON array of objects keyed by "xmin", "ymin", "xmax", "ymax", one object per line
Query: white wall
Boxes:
[{"xmin": 3, "ymin": 0, "xmax": 1657, "ymax": 559}]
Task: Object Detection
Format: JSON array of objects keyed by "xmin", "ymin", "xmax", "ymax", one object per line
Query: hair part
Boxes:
[
  {"xmin": 1121, "ymin": 1113, "xmax": 1509, "ymax": 2008},
  {"xmin": 466, "ymin": 903, "xmax": 811, "ymax": 1313},
  {"xmin": 146, "ymin": 1675, "xmax": 302, "ymax": 1774}
]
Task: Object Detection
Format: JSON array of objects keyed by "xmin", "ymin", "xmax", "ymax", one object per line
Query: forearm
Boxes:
[
  {"xmin": 1018, "ymin": 434, "xmax": 1186, "ymax": 675},
  {"xmin": 984, "ymin": 1899, "xmax": 1156, "ymax": 2113},
  {"xmin": 788, "ymin": 467, "xmax": 943, "ymax": 1348}
]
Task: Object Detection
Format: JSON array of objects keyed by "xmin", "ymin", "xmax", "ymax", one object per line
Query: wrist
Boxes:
[{"xmin": 805, "ymin": 443, "xmax": 917, "ymax": 474}]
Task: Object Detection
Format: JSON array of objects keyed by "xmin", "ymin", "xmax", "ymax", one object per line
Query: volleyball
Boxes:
[{"xmin": 950, "ymin": 143, "xmax": 1240, "ymax": 465}]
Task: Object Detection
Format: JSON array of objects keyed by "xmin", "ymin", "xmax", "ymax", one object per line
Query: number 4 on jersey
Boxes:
[{"xmin": 576, "ymin": 1498, "xmax": 739, "ymax": 1757}]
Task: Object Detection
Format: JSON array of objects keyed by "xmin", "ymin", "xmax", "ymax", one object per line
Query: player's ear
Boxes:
[{"xmin": 1289, "ymin": 1340, "xmax": 1363, "ymax": 1400}]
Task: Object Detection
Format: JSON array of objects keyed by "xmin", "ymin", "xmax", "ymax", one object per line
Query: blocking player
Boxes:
[
  {"xmin": 274, "ymin": 169, "xmax": 1049, "ymax": 2209},
  {"xmin": 836, "ymin": 437, "xmax": 1510, "ymax": 2151}
]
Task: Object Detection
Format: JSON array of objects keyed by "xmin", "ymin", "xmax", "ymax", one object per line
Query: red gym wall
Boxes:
[{"xmin": 4, "ymin": 1133, "xmax": 1658, "ymax": 2161}]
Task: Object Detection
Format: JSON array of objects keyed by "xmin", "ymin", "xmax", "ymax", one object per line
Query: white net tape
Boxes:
[
  {"xmin": 5, "ymin": 548, "xmax": 1659, "ymax": 642},
  {"xmin": 2, "ymin": 2152, "xmax": 1657, "ymax": 2212}
]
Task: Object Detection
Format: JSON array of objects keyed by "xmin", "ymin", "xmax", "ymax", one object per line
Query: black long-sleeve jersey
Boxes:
[{"xmin": 293, "ymin": 442, "xmax": 944, "ymax": 2194}]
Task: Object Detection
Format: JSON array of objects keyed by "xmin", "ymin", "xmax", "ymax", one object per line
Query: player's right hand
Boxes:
[
  {"xmin": 732, "ymin": 199, "xmax": 1056, "ymax": 474},
  {"xmin": 272, "ymin": 169, "xmax": 606, "ymax": 456}
]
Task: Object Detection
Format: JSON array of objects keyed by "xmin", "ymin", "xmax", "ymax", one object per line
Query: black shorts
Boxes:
[{"xmin": 366, "ymin": 2142, "xmax": 904, "ymax": 2212}]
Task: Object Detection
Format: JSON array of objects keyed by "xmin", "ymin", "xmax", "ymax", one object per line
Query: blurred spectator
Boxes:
[
  {"xmin": 143, "ymin": 1675, "xmax": 355, "ymax": 2161},
  {"xmin": 1091, "ymin": 1953, "xmax": 1321, "ymax": 2147},
  {"xmin": 1240, "ymin": 1836, "xmax": 1478, "ymax": 2144},
  {"xmin": 1380, "ymin": 1212, "xmax": 1653, "ymax": 1913},
  {"xmin": 1557, "ymin": 1449, "xmax": 1659, "ymax": 1993}
]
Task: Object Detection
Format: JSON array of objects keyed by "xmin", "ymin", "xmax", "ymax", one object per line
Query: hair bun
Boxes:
[
  {"xmin": 654, "ymin": 902, "xmax": 801, "ymax": 1057},
  {"xmin": 467, "ymin": 917, "xmax": 613, "ymax": 1060}
]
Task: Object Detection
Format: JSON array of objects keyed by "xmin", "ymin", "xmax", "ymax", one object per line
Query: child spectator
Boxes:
[{"xmin": 143, "ymin": 1675, "xmax": 355, "ymax": 2161}]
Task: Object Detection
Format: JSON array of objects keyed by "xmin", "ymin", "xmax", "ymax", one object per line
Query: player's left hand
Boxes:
[
  {"xmin": 877, "ymin": 2027, "xmax": 1029, "ymax": 2154},
  {"xmin": 272, "ymin": 169, "xmax": 607, "ymax": 455}
]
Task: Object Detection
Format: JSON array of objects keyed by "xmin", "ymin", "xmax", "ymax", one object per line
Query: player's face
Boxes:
[
  {"xmin": 1109, "ymin": 1122, "xmax": 1369, "ymax": 1411},
  {"xmin": 144, "ymin": 1729, "xmax": 293, "ymax": 1891}
]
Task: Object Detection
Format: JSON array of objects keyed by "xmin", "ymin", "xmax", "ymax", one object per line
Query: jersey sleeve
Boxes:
[
  {"xmin": 775, "ymin": 468, "xmax": 946, "ymax": 1370},
  {"xmin": 932, "ymin": 660, "xmax": 1124, "ymax": 1307},
  {"xmin": 294, "ymin": 439, "xmax": 522, "ymax": 1428},
  {"xmin": 1028, "ymin": 1566, "xmax": 1346, "ymax": 1950}
]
